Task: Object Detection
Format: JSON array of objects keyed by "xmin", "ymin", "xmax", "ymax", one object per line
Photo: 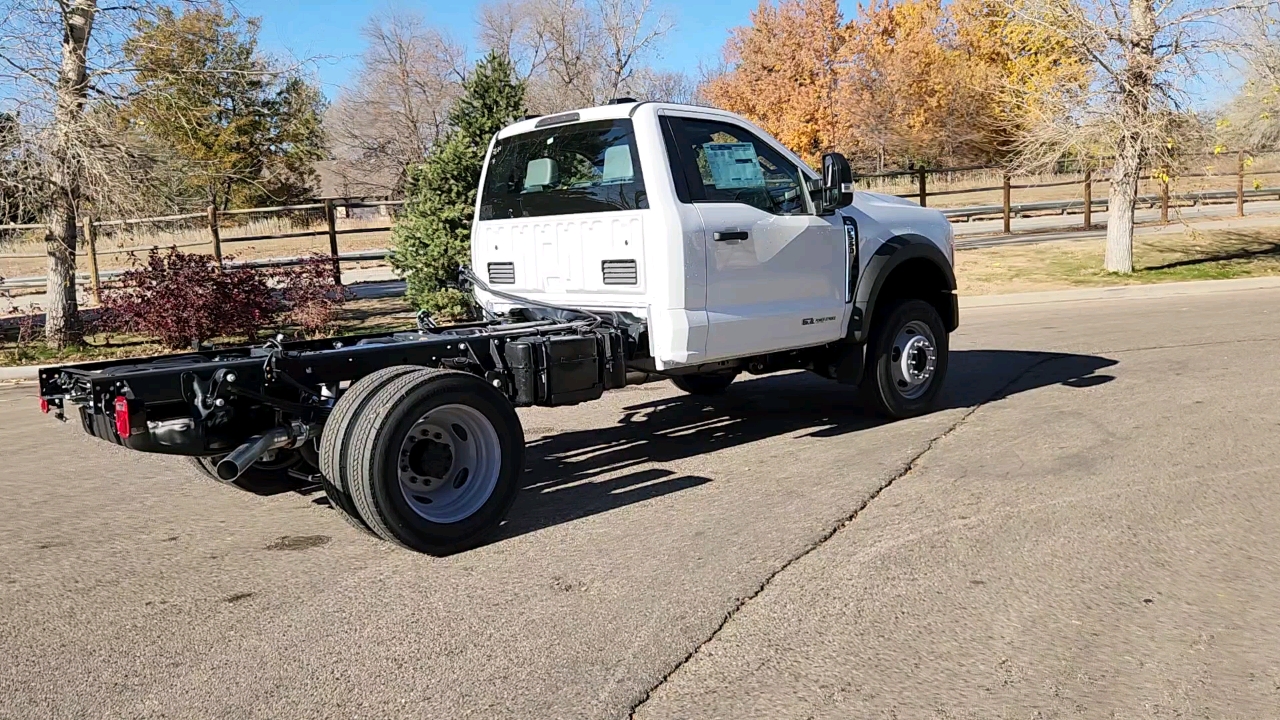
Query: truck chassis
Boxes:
[{"xmin": 40, "ymin": 295, "xmax": 871, "ymax": 554}]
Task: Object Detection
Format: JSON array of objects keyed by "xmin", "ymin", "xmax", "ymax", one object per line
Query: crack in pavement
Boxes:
[
  {"xmin": 1102, "ymin": 335, "xmax": 1280, "ymax": 355},
  {"xmin": 624, "ymin": 354, "xmax": 1064, "ymax": 719}
]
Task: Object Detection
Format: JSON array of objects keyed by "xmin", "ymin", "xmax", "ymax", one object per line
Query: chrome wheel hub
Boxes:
[{"xmin": 890, "ymin": 320, "xmax": 937, "ymax": 400}]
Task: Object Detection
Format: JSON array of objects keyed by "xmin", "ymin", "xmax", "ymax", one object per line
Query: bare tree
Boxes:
[
  {"xmin": 3, "ymin": 0, "xmax": 316, "ymax": 345},
  {"xmin": 598, "ymin": 0, "xmax": 675, "ymax": 100},
  {"xmin": 326, "ymin": 11, "xmax": 466, "ymax": 195},
  {"xmin": 1007, "ymin": 0, "xmax": 1255, "ymax": 273},
  {"xmin": 478, "ymin": 0, "xmax": 673, "ymax": 114},
  {"xmin": 1219, "ymin": 5, "xmax": 1280, "ymax": 149},
  {"xmin": 628, "ymin": 68, "xmax": 699, "ymax": 104},
  {"xmin": 0, "ymin": 0, "xmax": 161, "ymax": 346}
]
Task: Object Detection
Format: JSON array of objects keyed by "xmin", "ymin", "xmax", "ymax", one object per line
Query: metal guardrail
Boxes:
[{"xmin": 941, "ymin": 187, "xmax": 1280, "ymax": 221}]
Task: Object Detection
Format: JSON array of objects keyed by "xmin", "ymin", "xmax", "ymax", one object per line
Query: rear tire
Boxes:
[
  {"xmin": 346, "ymin": 369, "xmax": 525, "ymax": 555},
  {"xmin": 671, "ymin": 372, "xmax": 738, "ymax": 396},
  {"xmin": 318, "ymin": 365, "xmax": 425, "ymax": 534},
  {"xmin": 861, "ymin": 299, "xmax": 949, "ymax": 419}
]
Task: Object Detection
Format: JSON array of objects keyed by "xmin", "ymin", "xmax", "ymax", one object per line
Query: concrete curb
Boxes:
[
  {"xmin": 0, "ymin": 364, "xmax": 46, "ymax": 382},
  {"xmin": 959, "ymin": 276, "xmax": 1280, "ymax": 309}
]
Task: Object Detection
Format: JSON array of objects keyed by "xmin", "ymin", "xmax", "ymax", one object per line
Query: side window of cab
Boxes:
[{"xmin": 660, "ymin": 117, "xmax": 810, "ymax": 216}]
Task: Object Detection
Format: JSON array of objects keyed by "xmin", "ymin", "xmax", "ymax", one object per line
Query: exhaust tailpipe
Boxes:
[{"xmin": 215, "ymin": 426, "xmax": 298, "ymax": 482}]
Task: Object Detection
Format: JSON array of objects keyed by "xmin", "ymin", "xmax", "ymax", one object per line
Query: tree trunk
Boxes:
[
  {"xmin": 1105, "ymin": 143, "xmax": 1140, "ymax": 273},
  {"xmin": 45, "ymin": 197, "xmax": 81, "ymax": 346},
  {"xmin": 1103, "ymin": 0, "xmax": 1157, "ymax": 275},
  {"xmin": 44, "ymin": 0, "xmax": 97, "ymax": 348}
]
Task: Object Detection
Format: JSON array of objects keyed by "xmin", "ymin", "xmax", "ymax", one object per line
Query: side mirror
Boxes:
[{"xmin": 820, "ymin": 152, "xmax": 855, "ymax": 212}]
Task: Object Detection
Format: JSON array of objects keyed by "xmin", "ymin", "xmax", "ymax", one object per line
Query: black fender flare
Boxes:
[{"xmin": 848, "ymin": 234, "xmax": 957, "ymax": 344}]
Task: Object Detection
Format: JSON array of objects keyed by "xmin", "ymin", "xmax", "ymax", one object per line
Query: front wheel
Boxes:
[{"xmin": 861, "ymin": 299, "xmax": 949, "ymax": 419}]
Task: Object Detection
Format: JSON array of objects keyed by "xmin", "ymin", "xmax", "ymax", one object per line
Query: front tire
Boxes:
[
  {"xmin": 861, "ymin": 299, "xmax": 949, "ymax": 419},
  {"xmin": 671, "ymin": 372, "xmax": 738, "ymax": 396},
  {"xmin": 346, "ymin": 369, "xmax": 525, "ymax": 555}
]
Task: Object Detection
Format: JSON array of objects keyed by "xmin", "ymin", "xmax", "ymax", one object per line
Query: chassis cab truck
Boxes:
[{"xmin": 38, "ymin": 101, "xmax": 958, "ymax": 555}]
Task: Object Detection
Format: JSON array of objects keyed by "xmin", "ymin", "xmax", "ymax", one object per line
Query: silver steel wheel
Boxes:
[
  {"xmin": 396, "ymin": 404, "xmax": 502, "ymax": 524},
  {"xmin": 889, "ymin": 319, "xmax": 937, "ymax": 400}
]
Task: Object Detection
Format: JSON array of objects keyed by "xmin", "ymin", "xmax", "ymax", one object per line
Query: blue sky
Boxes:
[
  {"xmin": 234, "ymin": 0, "xmax": 761, "ymax": 100},
  {"xmin": 233, "ymin": 0, "xmax": 1236, "ymax": 108}
]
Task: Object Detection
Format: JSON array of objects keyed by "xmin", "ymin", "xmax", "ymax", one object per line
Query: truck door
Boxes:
[{"xmin": 662, "ymin": 115, "xmax": 847, "ymax": 361}]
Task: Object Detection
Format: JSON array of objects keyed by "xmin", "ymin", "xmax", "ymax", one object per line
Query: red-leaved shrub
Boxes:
[
  {"xmin": 102, "ymin": 249, "xmax": 346, "ymax": 349},
  {"xmin": 265, "ymin": 256, "xmax": 347, "ymax": 336}
]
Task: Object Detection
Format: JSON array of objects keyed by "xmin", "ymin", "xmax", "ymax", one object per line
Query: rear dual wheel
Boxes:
[
  {"xmin": 320, "ymin": 368, "xmax": 525, "ymax": 555},
  {"xmin": 318, "ymin": 366, "xmax": 425, "ymax": 533}
]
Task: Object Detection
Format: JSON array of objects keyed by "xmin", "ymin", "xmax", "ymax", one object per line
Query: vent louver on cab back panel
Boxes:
[
  {"xmin": 602, "ymin": 259, "xmax": 638, "ymax": 286},
  {"xmin": 487, "ymin": 262, "xmax": 515, "ymax": 284}
]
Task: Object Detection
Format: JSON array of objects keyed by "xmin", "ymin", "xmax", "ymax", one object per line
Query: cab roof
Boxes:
[
  {"xmin": 495, "ymin": 101, "xmax": 746, "ymax": 139},
  {"xmin": 492, "ymin": 101, "xmax": 817, "ymax": 179}
]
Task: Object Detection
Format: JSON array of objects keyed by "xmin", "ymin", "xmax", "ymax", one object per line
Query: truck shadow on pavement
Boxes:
[{"xmin": 495, "ymin": 349, "xmax": 1116, "ymax": 542}]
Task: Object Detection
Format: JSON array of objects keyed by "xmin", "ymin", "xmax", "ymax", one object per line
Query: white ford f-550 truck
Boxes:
[{"xmin": 38, "ymin": 100, "xmax": 957, "ymax": 554}]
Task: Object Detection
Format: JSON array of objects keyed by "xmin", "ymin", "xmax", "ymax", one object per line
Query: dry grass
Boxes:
[
  {"xmin": 958, "ymin": 227, "xmax": 1280, "ymax": 295},
  {"xmin": 329, "ymin": 295, "xmax": 417, "ymax": 334}
]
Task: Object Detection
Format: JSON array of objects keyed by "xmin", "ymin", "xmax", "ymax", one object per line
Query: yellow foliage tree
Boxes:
[
  {"xmin": 950, "ymin": 0, "xmax": 1092, "ymax": 154},
  {"xmin": 841, "ymin": 0, "xmax": 987, "ymax": 168}
]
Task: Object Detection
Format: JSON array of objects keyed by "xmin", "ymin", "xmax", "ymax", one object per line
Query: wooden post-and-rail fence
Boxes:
[
  {"xmin": 875, "ymin": 148, "xmax": 1268, "ymax": 226},
  {"xmin": 0, "ymin": 198, "xmax": 404, "ymax": 300},
  {"xmin": 2, "ymin": 151, "xmax": 1276, "ymax": 298},
  {"xmin": 205, "ymin": 200, "xmax": 360, "ymax": 286}
]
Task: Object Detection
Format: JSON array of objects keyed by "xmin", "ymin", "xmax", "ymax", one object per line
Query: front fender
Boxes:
[{"xmin": 849, "ymin": 235, "xmax": 957, "ymax": 343}]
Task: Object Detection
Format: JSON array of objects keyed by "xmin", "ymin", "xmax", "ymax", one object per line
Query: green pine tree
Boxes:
[{"xmin": 390, "ymin": 52, "xmax": 526, "ymax": 317}]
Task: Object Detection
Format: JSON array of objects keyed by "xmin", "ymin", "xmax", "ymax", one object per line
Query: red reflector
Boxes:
[
  {"xmin": 39, "ymin": 398, "xmax": 50, "ymax": 414},
  {"xmin": 113, "ymin": 396, "xmax": 131, "ymax": 438}
]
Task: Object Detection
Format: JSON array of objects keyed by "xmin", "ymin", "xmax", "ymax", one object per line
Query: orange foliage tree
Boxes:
[
  {"xmin": 702, "ymin": 0, "xmax": 1089, "ymax": 171},
  {"xmin": 701, "ymin": 0, "xmax": 845, "ymax": 167}
]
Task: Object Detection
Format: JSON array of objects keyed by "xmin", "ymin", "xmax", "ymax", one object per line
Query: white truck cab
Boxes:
[{"xmin": 472, "ymin": 100, "xmax": 958, "ymax": 417}]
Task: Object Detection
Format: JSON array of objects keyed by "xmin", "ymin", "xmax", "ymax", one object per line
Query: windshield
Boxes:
[{"xmin": 479, "ymin": 119, "xmax": 648, "ymax": 221}]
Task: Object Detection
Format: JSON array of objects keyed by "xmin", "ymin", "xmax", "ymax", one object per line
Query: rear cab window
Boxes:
[{"xmin": 479, "ymin": 119, "xmax": 648, "ymax": 221}]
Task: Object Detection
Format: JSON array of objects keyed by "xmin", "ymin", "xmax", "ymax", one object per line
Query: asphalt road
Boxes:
[{"xmin": 2, "ymin": 284, "xmax": 1279, "ymax": 719}]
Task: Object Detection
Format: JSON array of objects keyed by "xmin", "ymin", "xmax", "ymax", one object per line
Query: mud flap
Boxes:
[{"xmin": 829, "ymin": 341, "xmax": 866, "ymax": 386}]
